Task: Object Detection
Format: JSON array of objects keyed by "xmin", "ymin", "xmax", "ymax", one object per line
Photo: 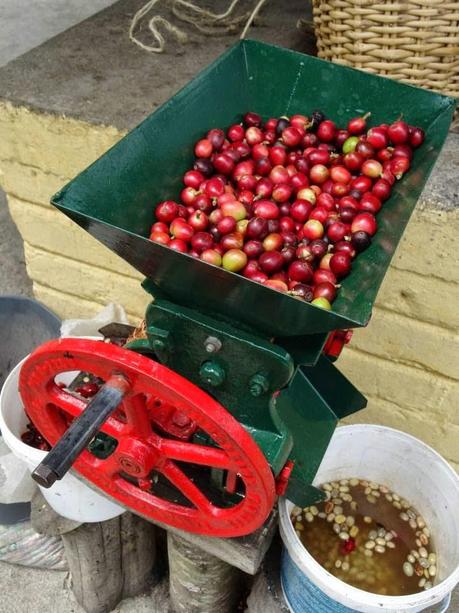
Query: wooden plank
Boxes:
[{"xmin": 153, "ymin": 508, "xmax": 278, "ymax": 575}]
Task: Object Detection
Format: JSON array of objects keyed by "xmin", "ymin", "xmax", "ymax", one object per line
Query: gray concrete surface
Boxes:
[
  {"xmin": 418, "ymin": 133, "xmax": 459, "ymax": 212},
  {"xmin": 0, "ymin": 0, "xmax": 117, "ymax": 67},
  {"xmin": 0, "ymin": 562, "xmax": 170, "ymax": 613},
  {"xmin": 0, "ymin": 0, "xmax": 314, "ymax": 131},
  {"xmin": 0, "ymin": 189, "xmax": 32, "ymax": 296}
]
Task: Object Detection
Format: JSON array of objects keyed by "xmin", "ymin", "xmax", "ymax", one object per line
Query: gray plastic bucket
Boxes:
[{"xmin": 0, "ymin": 296, "xmax": 60, "ymax": 524}]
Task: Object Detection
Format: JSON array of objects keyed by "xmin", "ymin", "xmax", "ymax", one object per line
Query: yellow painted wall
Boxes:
[
  {"xmin": 0, "ymin": 101, "xmax": 457, "ymax": 471},
  {"xmin": 0, "ymin": 102, "xmax": 148, "ymax": 320}
]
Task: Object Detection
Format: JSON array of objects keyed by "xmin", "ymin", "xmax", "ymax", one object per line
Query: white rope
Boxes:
[
  {"xmin": 239, "ymin": 0, "xmax": 268, "ymax": 40},
  {"xmin": 172, "ymin": 1, "xmax": 250, "ymax": 35},
  {"xmin": 129, "ymin": 0, "xmax": 188, "ymax": 53},
  {"xmin": 129, "ymin": 0, "xmax": 269, "ymax": 53},
  {"xmin": 173, "ymin": 0, "xmax": 243, "ymax": 22}
]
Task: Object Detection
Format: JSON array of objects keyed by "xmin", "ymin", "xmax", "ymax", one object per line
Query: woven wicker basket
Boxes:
[{"xmin": 312, "ymin": 0, "xmax": 459, "ymax": 98}]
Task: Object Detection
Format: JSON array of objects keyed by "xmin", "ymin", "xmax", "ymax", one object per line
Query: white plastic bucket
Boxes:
[
  {"xmin": 0, "ymin": 356, "xmax": 124, "ymax": 522},
  {"xmin": 279, "ymin": 425, "xmax": 459, "ymax": 613}
]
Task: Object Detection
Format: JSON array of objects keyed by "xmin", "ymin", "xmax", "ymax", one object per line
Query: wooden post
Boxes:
[
  {"xmin": 31, "ymin": 491, "xmax": 158, "ymax": 613},
  {"xmin": 62, "ymin": 517, "xmax": 124, "ymax": 613},
  {"xmin": 61, "ymin": 513, "xmax": 157, "ymax": 613},
  {"xmin": 167, "ymin": 532, "xmax": 244, "ymax": 613},
  {"xmin": 120, "ymin": 512, "xmax": 158, "ymax": 598}
]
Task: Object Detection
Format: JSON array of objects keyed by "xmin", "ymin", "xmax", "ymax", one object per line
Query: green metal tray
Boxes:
[{"xmin": 52, "ymin": 40, "xmax": 455, "ymax": 337}]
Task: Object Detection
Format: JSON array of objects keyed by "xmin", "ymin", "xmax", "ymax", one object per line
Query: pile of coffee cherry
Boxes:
[
  {"xmin": 21, "ymin": 421, "xmax": 51, "ymax": 451},
  {"xmin": 150, "ymin": 111, "xmax": 424, "ymax": 309}
]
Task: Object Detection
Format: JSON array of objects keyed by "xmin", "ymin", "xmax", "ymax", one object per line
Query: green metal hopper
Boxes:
[{"xmin": 51, "ymin": 40, "xmax": 455, "ymax": 338}]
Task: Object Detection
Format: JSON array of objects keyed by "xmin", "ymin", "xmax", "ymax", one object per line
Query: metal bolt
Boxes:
[
  {"xmin": 172, "ymin": 411, "xmax": 191, "ymax": 428},
  {"xmin": 118, "ymin": 456, "xmax": 142, "ymax": 475},
  {"xmin": 249, "ymin": 373, "xmax": 270, "ymax": 397},
  {"xmin": 204, "ymin": 336, "xmax": 222, "ymax": 353},
  {"xmin": 32, "ymin": 464, "xmax": 59, "ymax": 489},
  {"xmin": 199, "ymin": 361, "xmax": 226, "ymax": 387},
  {"xmin": 151, "ymin": 338, "xmax": 166, "ymax": 351},
  {"xmin": 148, "ymin": 327, "xmax": 170, "ymax": 352}
]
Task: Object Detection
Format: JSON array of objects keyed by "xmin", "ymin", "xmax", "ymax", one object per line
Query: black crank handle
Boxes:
[{"xmin": 32, "ymin": 374, "xmax": 130, "ymax": 488}]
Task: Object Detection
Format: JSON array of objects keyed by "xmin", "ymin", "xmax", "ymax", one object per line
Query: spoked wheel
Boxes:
[{"xmin": 19, "ymin": 338, "xmax": 276, "ymax": 537}]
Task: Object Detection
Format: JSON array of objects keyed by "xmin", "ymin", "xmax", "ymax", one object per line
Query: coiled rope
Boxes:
[{"xmin": 129, "ymin": 0, "xmax": 268, "ymax": 53}]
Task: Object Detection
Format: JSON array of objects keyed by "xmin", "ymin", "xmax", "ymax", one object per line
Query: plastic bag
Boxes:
[
  {"xmin": 60, "ymin": 303, "xmax": 129, "ymax": 338},
  {"xmin": 0, "ymin": 521, "xmax": 67, "ymax": 570}
]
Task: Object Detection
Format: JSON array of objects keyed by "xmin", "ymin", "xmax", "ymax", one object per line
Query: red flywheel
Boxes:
[{"xmin": 19, "ymin": 338, "xmax": 276, "ymax": 537}]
